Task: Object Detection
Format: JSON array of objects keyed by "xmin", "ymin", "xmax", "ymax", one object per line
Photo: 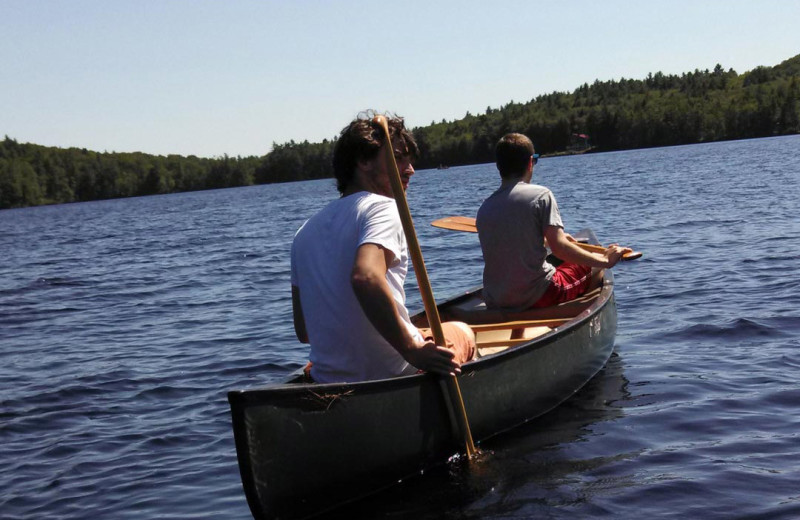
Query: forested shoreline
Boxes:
[{"xmin": 2, "ymin": 54, "xmax": 798, "ymax": 210}]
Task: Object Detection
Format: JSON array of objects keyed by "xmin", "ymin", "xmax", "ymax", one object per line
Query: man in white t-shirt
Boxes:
[{"xmin": 291, "ymin": 112, "xmax": 475, "ymax": 384}]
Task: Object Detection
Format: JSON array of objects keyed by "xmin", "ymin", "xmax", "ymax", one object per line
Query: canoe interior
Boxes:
[{"xmin": 228, "ymin": 229, "xmax": 618, "ymax": 519}]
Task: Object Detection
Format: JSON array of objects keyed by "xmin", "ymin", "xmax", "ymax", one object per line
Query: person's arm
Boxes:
[
  {"xmin": 291, "ymin": 285, "xmax": 309, "ymax": 343},
  {"xmin": 544, "ymin": 225, "xmax": 630, "ymax": 268},
  {"xmin": 351, "ymin": 243, "xmax": 460, "ymax": 376}
]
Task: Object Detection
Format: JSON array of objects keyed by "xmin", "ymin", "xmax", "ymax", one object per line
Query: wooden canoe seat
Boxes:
[{"xmin": 475, "ymin": 325, "xmax": 554, "ymax": 356}]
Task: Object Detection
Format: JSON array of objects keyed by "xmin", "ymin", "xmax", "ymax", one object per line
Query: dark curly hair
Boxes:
[
  {"xmin": 332, "ymin": 110, "xmax": 418, "ymax": 195},
  {"xmin": 495, "ymin": 133, "xmax": 535, "ymax": 179}
]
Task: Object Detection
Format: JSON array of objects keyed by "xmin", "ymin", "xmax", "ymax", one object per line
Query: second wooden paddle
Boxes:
[{"xmin": 432, "ymin": 216, "xmax": 642, "ymax": 260}]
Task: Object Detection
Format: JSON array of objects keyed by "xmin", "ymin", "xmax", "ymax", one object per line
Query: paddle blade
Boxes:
[{"xmin": 431, "ymin": 216, "xmax": 477, "ymax": 233}]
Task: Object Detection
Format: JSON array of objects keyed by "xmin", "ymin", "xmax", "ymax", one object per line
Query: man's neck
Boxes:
[
  {"xmin": 341, "ymin": 185, "xmax": 364, "ymax": 197},
  {"xmin": 500, "ymin": 174, "xmax": 528, "ymax": 188},
  {"xmin": 500, "ymin": 165, "xmax": 533, "ymax": 187},
  {"xmin": 342, "ymin": 169, "xmax": 373, "ymax": 197}
]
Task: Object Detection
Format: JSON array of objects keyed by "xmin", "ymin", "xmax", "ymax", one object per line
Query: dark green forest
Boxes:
[{"xmin": 2, "ymin": 54, "xmax": 799, "ymax": 209}]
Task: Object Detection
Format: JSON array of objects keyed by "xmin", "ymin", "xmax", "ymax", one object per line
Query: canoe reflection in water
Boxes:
[
  {"xmin": 228, "ymin": 229, "xmax": 624, "ymax": 520},
  {"xmin": 337, "ymin": 351, "xmax": 629, "ymax": 519}
]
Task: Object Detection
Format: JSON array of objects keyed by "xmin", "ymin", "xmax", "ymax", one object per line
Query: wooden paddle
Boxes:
[
  {"xmin": 373, "ymin": 116, "xmax": 477, "ymax": 457},
  {"xmin": 432, "ymin": 216, "xmax": 643, "ymax": 260}
]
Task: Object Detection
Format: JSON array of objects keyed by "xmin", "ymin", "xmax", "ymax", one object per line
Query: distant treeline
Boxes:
[
  {"xmin": 2, "ymin": 54, "xmax": 799, "ymax": 209},
  {"xmin": 0, "ymin": 139, "xmax": 333, "ymax": 209}
]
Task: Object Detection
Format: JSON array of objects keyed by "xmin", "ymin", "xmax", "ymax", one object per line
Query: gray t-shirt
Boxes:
[{"xmin": 476, "ymin": 181, "xmax": 564, "ymax": 310}]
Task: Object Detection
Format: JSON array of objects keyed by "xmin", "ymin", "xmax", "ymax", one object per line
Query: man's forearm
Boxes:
[
  {"xmin": 546, "ymin": 226, "xmax": 608, "ymax": 268},
  {"xmin": 550, "ymin": 239, "xmax": 608, "ymax": 267}
]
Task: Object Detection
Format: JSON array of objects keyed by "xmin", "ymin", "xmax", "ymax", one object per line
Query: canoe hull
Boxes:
[{"xmin": 228, "ymin": 273, "xmax": 617, "ymax": 519}]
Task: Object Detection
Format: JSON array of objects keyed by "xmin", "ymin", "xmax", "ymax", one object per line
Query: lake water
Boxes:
[{"xmin": 2, "ymin": 135, "xmax": 800, "ymax": 519}]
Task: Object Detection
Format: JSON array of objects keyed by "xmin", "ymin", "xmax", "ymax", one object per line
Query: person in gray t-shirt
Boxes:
[{"xmin": 476, "ymin": 133, "xmax": 630, "ymax": 311}]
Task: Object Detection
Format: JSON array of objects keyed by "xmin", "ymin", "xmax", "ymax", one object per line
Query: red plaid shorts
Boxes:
[{"xmin": 533, "ymin": 262, "xmax": 593, "ymax": 307}]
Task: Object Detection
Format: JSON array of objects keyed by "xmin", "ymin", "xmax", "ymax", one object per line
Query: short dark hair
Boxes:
[
  {"xmin": 495, "ymin": 133, "xmax": 534, "ymax": 178},
  {"xmin": 332, "ymin": 110, "xmax": 418, "ymax": 195}
]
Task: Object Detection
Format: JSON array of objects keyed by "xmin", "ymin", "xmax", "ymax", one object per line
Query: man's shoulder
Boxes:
[
  {"xmin": 512, "ymin": 182, "xmax": 553, "ymax": 197},
  {"xmin": 358, "ymin": 191, "xmax": 394, "ymax": 207},
  {"xmin": 309, "ymin": 192, "xmax": 394, "ymax": 220},
  {"xmin": 480, "ymin": 183, "xmax": 553, "ymax": 211},
  {"xmin": 355, "ymin": 193, "xmax": 400, "ymax": 224}
]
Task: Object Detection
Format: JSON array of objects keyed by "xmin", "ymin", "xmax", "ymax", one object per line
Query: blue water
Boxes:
[{"xmin": 2, "ymin": 135, "xmax": 799, "ymax": 519}]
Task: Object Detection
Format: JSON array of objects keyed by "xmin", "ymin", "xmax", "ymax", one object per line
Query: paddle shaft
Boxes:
[
  {"xmin": 373, "ymin": 116, "xmax": 477, "ymax": 457},
  {"xmin": 432, "ymin": 216, "xmax": 642, "ymax": 260}
]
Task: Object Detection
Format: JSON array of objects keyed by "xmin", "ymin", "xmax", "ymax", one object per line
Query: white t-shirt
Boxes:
[
  {"xmin": 477, "ymin": 182, "xmax": 564, "ymax": 310},
  {"xmin": 290, "ymin": 191, "xmax": 422, "ymax": 383}
]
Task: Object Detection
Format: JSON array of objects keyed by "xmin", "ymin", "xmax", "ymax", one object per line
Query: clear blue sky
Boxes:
[{"xmin": 3, "ymin": 0, "xmax": 799, "ymax": 158}]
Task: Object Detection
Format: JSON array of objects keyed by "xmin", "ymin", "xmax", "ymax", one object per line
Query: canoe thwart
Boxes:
[
  {"xmin": 475, "ymin": 325, "xmax": 553, "ymax": 356},
  {"xmin": 470, "ymin": 319, "xmax": 567, "ymax": 333}
]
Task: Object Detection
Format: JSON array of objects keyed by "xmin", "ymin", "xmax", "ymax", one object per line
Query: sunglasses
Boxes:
[{"xmin": 532, "ymin": 153, "xmax": 540, "ymax": 165}]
